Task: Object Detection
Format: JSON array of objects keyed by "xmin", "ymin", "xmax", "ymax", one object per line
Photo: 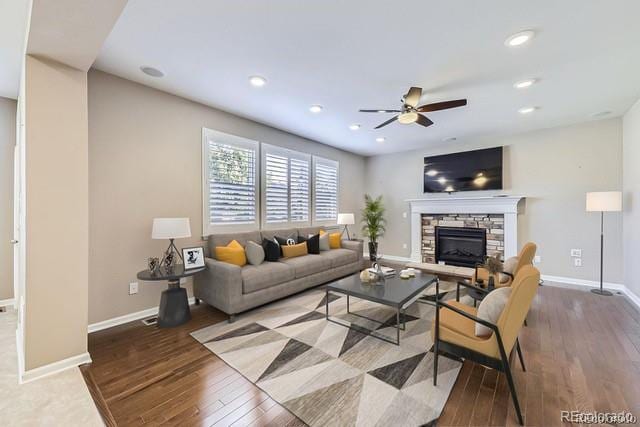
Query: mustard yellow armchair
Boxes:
[{"xmin": 432, "ymin": 265, "xmax": 540, "ymax": 425}]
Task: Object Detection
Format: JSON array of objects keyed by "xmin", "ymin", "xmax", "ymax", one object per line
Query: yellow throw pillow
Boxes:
[
  {"xmin": 282, "ymin": 242, "xmax": 308, "ymax": 258},
  {"xmin": 319, "ymin": 229, "xmax": 326, "ymax": 235},
  {"xmin": 329, "ymin": 232, "xmax": 341, "ymax": 249},
  {"xmin": 215, "ymin": 239, "xmax": 246, "ymax": 266}
]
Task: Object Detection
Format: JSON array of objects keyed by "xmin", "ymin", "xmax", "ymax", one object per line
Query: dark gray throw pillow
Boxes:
[
  {"xmin": 298, "ymin": 234, "xmax": 320, "ymax": 254},
  {"xmin": 262, "ymin": 238, "xmax": 280, "ymax": 262}
]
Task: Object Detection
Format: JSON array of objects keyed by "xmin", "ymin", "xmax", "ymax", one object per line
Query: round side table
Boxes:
[{"xmin": 137, "ymin": 264, "xmax": 206, "ymax": 328}]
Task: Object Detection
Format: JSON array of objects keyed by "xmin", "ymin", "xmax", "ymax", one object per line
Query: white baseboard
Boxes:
[
  {"xmin": 363, "ymin": 252, "xmax": 640, "ymax": 311},
  {"xmin": 0, "ymin": 298, "xmax": 16, "ymax": 308},
  {"xmin": 20, "ymin": 352, "xmax": 92, "ymax": 384},
  {"xmin": 88, "ymin": 297, "xmax": 196, "ymax": 333}
]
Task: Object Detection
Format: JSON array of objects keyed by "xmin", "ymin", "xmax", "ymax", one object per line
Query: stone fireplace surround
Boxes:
[{"xmin": 407, "ymin": 196, "xmax": 524, "ymax": 263}]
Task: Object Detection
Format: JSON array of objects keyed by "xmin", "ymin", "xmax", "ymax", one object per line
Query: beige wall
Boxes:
[
  {"xmin": 0, "ymin": 97, "xmax": 16, "ymax": 301},
  {"xmin": 88, "ymin": 70, "xmax": 366, "ymax": 324},
  {"xmin": 623, "ymin": 99, "xmax": 640, "ymax": 296},
  {"xmin": 365, "ymin": 119, "xmax": 624, "ymax": 283},
  {"xmin": 24, "ymin": 55, "xmax": 89, "ymax": 369}
]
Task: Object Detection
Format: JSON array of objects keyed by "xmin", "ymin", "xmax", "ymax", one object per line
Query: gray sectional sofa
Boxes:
[{"xmin": 194, "ymin": 226, "xmax": 363, "ymax": 320}]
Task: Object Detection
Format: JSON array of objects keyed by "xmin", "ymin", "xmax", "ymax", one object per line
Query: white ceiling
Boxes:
[
  {"xmin": 0, "ymin": 0, "xmax": 29, "ymax": 99},
  {"xmin": 93, "ymin": 0, "xmax": 640, "ymax": 156}
]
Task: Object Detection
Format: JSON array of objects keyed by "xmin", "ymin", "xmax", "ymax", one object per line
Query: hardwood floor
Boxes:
[{"xmin": 83, "ymin": 284, "xmax": 640, "ymax": 426}]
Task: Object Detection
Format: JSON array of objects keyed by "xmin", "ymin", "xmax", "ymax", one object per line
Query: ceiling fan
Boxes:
[{"xmin": 359, "ymin": 87, "xmax": 467, "ymax": 129}]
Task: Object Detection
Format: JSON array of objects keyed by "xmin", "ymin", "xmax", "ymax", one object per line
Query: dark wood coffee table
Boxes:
[{"xmin": 325, "ymin": 271, "xmax": 437, "ymax": 345}]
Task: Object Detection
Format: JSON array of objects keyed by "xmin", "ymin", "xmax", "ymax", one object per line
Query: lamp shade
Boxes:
[
  {"xmin": 337, "ymin": 213, "xmax": 355, "ymax": 225},
  {"xmin": 586, "ymin": 191, "xmax": 622, "ymax": 212},
  {"xmin": 152, "ymin": 218, "xmax": 191, "ymax": 239}
]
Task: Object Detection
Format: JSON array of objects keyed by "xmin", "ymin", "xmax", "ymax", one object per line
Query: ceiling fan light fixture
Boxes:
[
  {"xmin": 398, "ymin": 112, "xmax": 419, "ymax": 124},
  {"xmin": 505, "ymin": 30, "xmax": 535, "ymax": 47}
]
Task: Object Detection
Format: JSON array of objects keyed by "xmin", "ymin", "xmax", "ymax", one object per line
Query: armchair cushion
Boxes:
[
  {"xmin": 503, "ymin": 257, "xmax": 519, "ymax": 274},
  {"xmin": 476, "ymin": 287, "xmax": 511, "ymax": 336}
]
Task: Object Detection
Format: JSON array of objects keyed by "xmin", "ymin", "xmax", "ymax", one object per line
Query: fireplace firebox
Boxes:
[{"xmin": 435, "ymin": 226, "xmax": 487, "ymax": 267}]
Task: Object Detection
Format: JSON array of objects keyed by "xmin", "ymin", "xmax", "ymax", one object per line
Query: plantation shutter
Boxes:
[
  {"xmin": 202, "ymin": 129, "xmax": 258, "ymax": 234},
  {"xmin": 313, "ymin": 157, "xmax": 339, "ymax": 223},
  {"xmin": 290, "ymin": 157, "xmax": 310, "ymax": 222},
  {"xmin": 262, "ymin": 144, "xmax": 311, "ymax": 227},
  {"xmin": 264, "ymin": 152, "xmax": 289, "ymax": 223}
]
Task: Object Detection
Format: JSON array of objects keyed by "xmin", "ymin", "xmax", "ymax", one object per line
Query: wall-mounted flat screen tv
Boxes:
[{"xmin": 423, "ymin": 147, "xmax": 503, "ymax": 193}]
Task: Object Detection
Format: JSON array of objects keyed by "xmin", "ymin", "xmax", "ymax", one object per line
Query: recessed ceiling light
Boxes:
[
  {"xmin": 442, "ymin": 137, "xmax": 457, "ymax": 142},
  {"xmin": 140, "ymin": 66, "xmax": 164, "ymax": 77},
  {"xmin": 591, "ymin": 111, "xmax": 612, "ymax": 118},
  {"xmin": 505, "ymin": 30, "xmax": 535, "ymax": 47},
  {"xmin": 437, "ymin": 177, "xmax": 447, "ymax": 184},
  {"xmin": 309, "ymin": 105, "xmax": 323, "ymax": 113},
  {"xmin": 349, "ymin": 124, "xmax": 361, "ymax": 131},
  {"xmin": 518, "ymin": 106, "xmax": 537, "ymax": 114},
  {"xmin": 514, "ymin": 79, "xmax": 537, "ymax": 89},
  {"xmin": 376, "ymin": 137, "xmax": 386, "ymax": 143},
  {"xmin": 249, "ymin": 75, "xmax": 267, "ymax": 87},
  {"xmin": 444, "ymin": 185, "xmax": 455, "ymax": 192},
  {"xmin": 426, "ymin": 169, "xmax": 438, "ymax": 177}
]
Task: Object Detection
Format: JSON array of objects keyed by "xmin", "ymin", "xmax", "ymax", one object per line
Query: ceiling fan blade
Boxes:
[
  {"xmin": 417, "ymin": 99, "xmax": 467, "ymax": 112},
  {"xmin": 359, "ymin": 109, "xmax": 401, "ymax": 113},
  {"xmin": 374, "ymin": 115, "xmax": 399, "ymax": 129},
  {"xmin": 404, "ymin": 87, "xmax": 422, "ymax": 107},
  {"xmin": 416, "ymin": 114, "xmax": 434, "ymax": 127}
]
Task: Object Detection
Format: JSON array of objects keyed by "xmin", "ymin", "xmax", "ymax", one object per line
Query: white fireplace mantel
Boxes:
[{"xmin": 406, "ymin": 196, "xmax": 524, "ymax": 263}]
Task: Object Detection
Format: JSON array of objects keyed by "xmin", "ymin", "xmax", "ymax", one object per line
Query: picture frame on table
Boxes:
[{"xmin": 182, "ymin": 246, "xmax": 206, "ymax": 270}]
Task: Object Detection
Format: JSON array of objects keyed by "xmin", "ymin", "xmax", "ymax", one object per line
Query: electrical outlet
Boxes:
[
  {"xmin": 402, "ymin": 243, "xmax": 408, "ymax": 249},
  {"xmin": 402, "ymin": 212, "xmax": 408, "ymax": 219},
  {"xmin": 574, "ymin": 258, "xmax": 582, "ymax": 267},
  {"xmin": 570, "ymin": 249, "xmax": 582, "ymax": 257},
  {"xmin": 533, "ymin": 255, "xmax": 541, "ymax": 264},
  {"xmin": 129, "ymin": 282, "xmax": 138, "ymax": 295}
]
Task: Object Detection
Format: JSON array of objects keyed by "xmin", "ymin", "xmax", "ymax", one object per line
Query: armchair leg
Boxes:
[
  {"xmin": 456, "ymin": 283, "xmax": 460, "ymax": 302},
  {"xmin": 515, "ymin": 339, "xmax": 526, "ymax": 372},
  {"xmin": 194, "ymin": 298, "xmax": 200, "ymax": 305},
  {"xmin": 433, "ymin": 340, "xmax": 439, "ymax": 386},
  {"xmin": 502, "ymin": 357, "xmax": 524, "ymax": 425}
]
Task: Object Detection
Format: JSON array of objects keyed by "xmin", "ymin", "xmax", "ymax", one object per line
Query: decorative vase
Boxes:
[{"xmin": 368, "ymin": 241, "xmax": 378, "ymax": 262}]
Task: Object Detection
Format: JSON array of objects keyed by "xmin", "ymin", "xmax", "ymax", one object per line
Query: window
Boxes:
[
  {"xmin": 313, "ymin": 156, "xmax": 339, "ymax": 223},
  {"xmin": 202, "ymin": 129, "xmax": 259, "ymax": 234},
  {"xmin": 261, "ymin": 144, "xmax": 311, "ymax": 227}
]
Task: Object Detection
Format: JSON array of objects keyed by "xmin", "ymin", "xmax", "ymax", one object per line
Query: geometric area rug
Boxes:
[{"xmin": 191, "ymin": 283, "xmax": 462, "ymax": 426}]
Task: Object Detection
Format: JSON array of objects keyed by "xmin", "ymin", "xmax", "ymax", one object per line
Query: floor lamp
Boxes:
[{"xmin": 586, "ymin": 191, "xmax": 622, "ymax": 296}]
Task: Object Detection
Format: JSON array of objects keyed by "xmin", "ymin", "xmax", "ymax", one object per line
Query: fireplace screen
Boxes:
[{"xmin": 435, "ymin": 226, "xmax": 487, "ymax": 267}]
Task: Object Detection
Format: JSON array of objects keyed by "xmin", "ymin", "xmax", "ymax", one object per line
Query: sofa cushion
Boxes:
[
  {"xmin": 298, "ymin": 234, "xmax": 320, "ymax": 254},
  {"xmin": 245, "ymin": 241, "xmax": 265, "ymax": 265},
  {"xmin": 242, "ymin": 262, "xmax": 295, "ymax": 294},
  {"xmin": 297, "ymin": 226, "xmax": 323, "ymax": 237},
  {"xmin": 215, "ymin": 240, "xmax": 247, "ymax": 267},
  {"xmin": 320, "ymin": 248, "xmax": 357, "ymax": 268},
  {"xmin": 319, "ymin": 233, "xmax": 330, "ymax": 251},
  {"xmin": 262, "ymin": 238, "xmax": 280, "ymax": 262},
  {"xmin": 209, "ymin": 231, "xmax": 261, "ymax": 259},
  {"xmin": 329, "ymin": 232, "xmax": 342, "ymax": 249},
  {"xmin": 260, "ymin": 228, "xmax": 298, "ymax": 242},
  {"xmin": 281, "ymin": 254, "xmax": 331, "ymax": 279}
]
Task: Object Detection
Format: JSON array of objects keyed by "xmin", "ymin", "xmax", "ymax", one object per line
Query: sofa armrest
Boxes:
[
  {"xmin": 193, "ymin": 257, "xmax": 243, "ymax": 315},
  {"xmin": 341, "ymin": 239, "xmax": 363, "ymax": 263}
]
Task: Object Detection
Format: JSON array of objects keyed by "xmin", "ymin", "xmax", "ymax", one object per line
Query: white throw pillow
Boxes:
[
  {"xmin": 245, "ymin": 241, "xmax": 265, "ymax": 265},
  {"xmin": 475, "ymin": 287, "xmax": 511, "ymax": 337},
  {"xmin": 319, "ymin": 233, "xmax": 330, "ymax": 251},
  {"xmin": 503, "ymin": 256, "xmax": 519, "ymax": 274}
]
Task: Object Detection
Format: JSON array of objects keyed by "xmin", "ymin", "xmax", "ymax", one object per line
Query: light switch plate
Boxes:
[
  {"xmin": 129, "ymin": 282, "xmax": 138, "ymax": 295},
  {"xmin": 570, "ymin": 249, "xmax": 582, "ymax": 257},
  {"xmin": 574, "ymin": 258, "xmax": 582, "ymax": 267}
]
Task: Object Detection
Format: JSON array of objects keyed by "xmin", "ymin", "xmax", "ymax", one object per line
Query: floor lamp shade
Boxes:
[
  {"xmin": 152, "ymin": 218, "xmax": 192, "ymax": 239},
  {"xmin": 586, "ymin": 191, "xmax": 622, "ymax": 212},
  {"xmin": 585, "ymin": 191, "xmax": 621, "ymax": 297}
]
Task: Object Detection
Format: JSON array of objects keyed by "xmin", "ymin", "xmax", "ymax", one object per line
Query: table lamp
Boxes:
[
  {"xmin": 152, "ymin": 218, "xmax": 191, "ymax": 266},
  {"xmin": 585, "ymin": 191, "xmax": 622, "ymax": 296},
  {"xmin": 337, "ymin": 213, "xmax": 355, "ymax": 240}
]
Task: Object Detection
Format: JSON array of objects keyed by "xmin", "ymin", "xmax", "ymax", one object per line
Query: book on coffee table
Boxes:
[{"xmin": 368, "ymin": 266, "xmax": 396, "ymax": 277}]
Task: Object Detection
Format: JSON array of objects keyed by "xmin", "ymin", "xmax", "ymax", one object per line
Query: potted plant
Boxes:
[{"xmin": 361, "ymin": 194, "xmax": 386, "ymax": 261}]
